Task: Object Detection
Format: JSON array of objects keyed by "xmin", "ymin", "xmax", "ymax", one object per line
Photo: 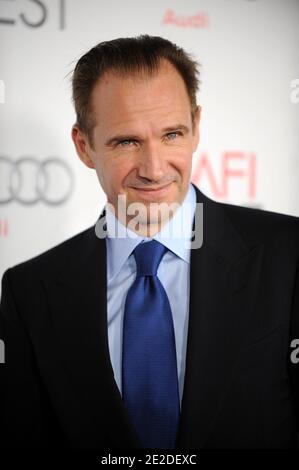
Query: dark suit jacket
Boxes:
[{"xmin": 1, "ymin": 183, "xmax": 299, "ymax": 449}]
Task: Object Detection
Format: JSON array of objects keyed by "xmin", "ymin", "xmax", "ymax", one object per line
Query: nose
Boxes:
[{"xmin": 137, "ymin": 141, "xmax": 166, "ymax": 182}]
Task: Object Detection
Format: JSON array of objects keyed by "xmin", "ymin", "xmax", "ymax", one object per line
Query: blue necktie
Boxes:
[{"xmin": 122, "ymin": 239, "xmax": 180, "ymax": 449}]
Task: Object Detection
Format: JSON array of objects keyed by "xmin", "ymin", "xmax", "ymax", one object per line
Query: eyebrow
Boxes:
[{"xmin": 104, "ymin": 124, "xmax": 190, "ymax": 147}]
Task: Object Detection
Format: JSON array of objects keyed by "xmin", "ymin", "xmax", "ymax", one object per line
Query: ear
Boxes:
[
  {"xmin": 192, "ymin": 105, "xmax": 201, "ymax": 153},
  {"xmin": 71, "ymin": 125, "xmax": 95, "ymax": 169}
]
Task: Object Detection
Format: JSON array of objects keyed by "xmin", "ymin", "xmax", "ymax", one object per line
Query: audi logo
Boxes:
[{"xmin": 0, "ymin": 156, "xmax": 74, "ymax": 205}]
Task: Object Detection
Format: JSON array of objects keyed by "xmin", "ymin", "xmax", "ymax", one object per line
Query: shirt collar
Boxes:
[{"xmin": 105, "ymin": 183, "xmax": 197, "ymax": 282}]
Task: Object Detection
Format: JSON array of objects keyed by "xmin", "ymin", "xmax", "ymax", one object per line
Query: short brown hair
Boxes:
[{"xmin": 71, "ymin": 34, "xmax": 201, "ymax": 148}]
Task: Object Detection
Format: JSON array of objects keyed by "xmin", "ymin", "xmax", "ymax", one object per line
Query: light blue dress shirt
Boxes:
[{"xmin": 105, "ymin": 182, "xmax": 196, "ymax": 408}]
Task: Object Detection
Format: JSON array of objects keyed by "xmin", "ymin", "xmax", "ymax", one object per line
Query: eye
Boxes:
[
  {"xmin": 165, "ymin": 131, "xmax": 181, "ymax": 140},
  {"xmin": 118, "ymin": 139, "xmax": 135, "ymax": 147}
]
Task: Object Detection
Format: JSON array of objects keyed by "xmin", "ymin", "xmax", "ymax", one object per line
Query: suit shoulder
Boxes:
[
  {"xmin": 194, "ymin": 185, "xmax": 299, "ymax": 235},
  {"xmin": 2, "ymin": 225, "xmax": 96, "ymax": 284},
  {"xmin": 217, "ymin": 199, "xmax": 299, "ymax": 245}
]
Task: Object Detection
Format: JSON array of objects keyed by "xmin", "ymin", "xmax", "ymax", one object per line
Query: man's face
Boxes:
[{"xmin": 72, "ymin": 59, "xmax": 200, "ymax": 236}]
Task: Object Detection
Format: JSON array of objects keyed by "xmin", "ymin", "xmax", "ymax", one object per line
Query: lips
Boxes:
[
  {"xmin": 133, "ymin": 183, "xmax": 172, "ymax": 191},
  {"xmin": 130, "ymin": 182, "xmax": 173, "ymax": 198}
]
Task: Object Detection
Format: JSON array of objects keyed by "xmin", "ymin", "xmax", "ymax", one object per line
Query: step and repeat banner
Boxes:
[{"xmin": 0, "ymin": 0, "xmax": 298, "ymax": 286}]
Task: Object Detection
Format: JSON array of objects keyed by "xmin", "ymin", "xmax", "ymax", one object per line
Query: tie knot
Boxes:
[{"xmin": 133, "ymin": 239, "xmax": 168, "ymax": 277}]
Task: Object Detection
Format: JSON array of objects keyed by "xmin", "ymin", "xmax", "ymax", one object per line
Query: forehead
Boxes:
[{"xmin": 90, "ymin": 60, "xmax": 192, "ymax": 130}]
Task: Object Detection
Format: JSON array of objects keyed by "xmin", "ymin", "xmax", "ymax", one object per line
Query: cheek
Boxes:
[
  {"xmin": 172, "ymin": 149, "xmax": 192, "ymax": 171},
  {"xmin": 104, "ymin": 159, "xmax": 134, "ymax": 189}
]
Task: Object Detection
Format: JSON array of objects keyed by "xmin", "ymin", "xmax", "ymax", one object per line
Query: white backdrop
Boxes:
[{"xmin": 0, "ymin": 0, "xmax": 298, "ymax": 289}]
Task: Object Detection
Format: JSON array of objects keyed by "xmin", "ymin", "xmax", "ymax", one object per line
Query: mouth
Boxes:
[{"xmin": 130, "ymin": 182, "xmax": 173, "ymax": 197}]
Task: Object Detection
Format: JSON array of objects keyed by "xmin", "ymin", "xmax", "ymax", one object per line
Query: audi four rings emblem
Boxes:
[{"xmin": 0, "ymin": 156, "xmax": 74, "ymax": 205}]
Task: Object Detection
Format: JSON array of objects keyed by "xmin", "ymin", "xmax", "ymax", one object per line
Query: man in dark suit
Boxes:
[{"xmin": 1, "ymin": 35, "xmax": 299, "ymax": 449}]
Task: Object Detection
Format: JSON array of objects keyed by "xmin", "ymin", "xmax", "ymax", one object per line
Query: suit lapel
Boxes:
[
  {"xmin": 176, "ymin": 184, "xmax": 264, "ymax": 448},
  {"xmin": 44, "ymin": 224, "xmax": 142, "ymax": 448}
]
